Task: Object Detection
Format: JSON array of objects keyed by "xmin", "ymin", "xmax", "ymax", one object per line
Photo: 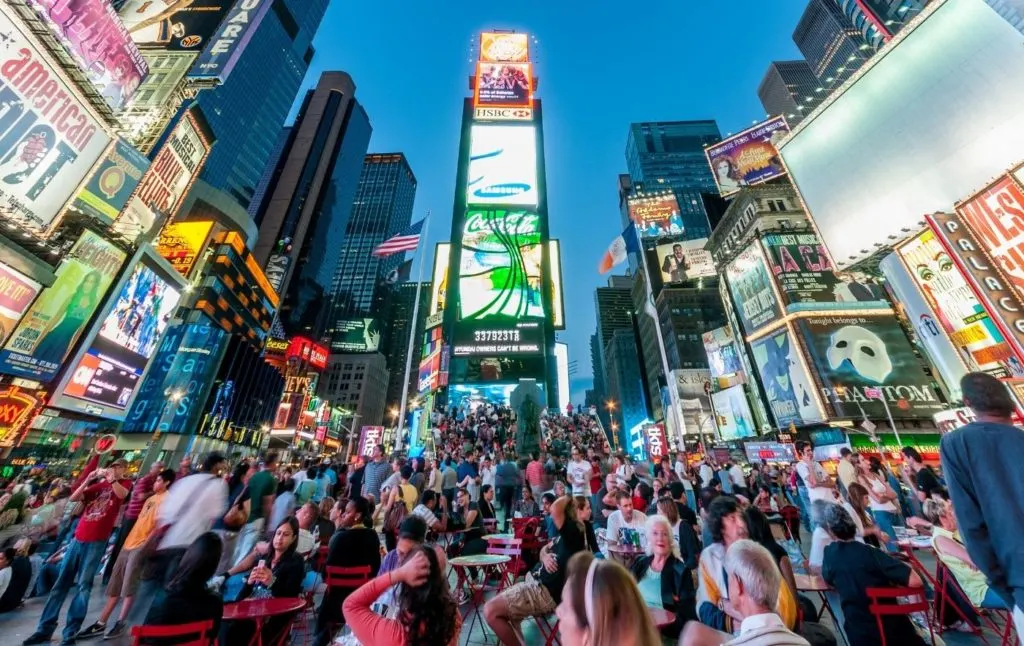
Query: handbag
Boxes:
[
  {"xmin": 382, "ymin": 487, "xmax": 407, "ymax": 534},
  {"xmin": 223, "ymin": 485, "xmax": 250, "ymax": 530}
]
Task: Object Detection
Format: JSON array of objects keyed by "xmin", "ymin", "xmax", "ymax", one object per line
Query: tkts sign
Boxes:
[{"xmin": 927, "ymin": 211, "xmax": 1024, "ymax": 362}]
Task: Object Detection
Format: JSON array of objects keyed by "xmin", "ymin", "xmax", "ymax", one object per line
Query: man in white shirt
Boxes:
[
  {"xmin": 681, "ymin": 539, "xmax": 811, "ymax": 645},
  {"xmin": 674, "ymin": 452, "xmax": 689, "ymax": 483},
  {"xmin": 605, "ymin": 491, "xmax": 647, "ymax": 545},
  {"xmin": 794, "ymin": 441, "xmax": 835, "ymax": 502},
  {"xmin": 699, "ymin": 457, "xmax": 716, "ymax": 489},
  {"xmin": 836, "ymin": 448, "xmax": 859, "ymax": 499},
  {"xmin": 566, "ymin": 448, "xmax": 592, "ymax": 497},
  {"xmin": 728, "ymin": 463, "xmax": 748, "ymax": 498},
  {"xmin": 479, "ymin": 456, "xmax": 495, "ymax": 491}
]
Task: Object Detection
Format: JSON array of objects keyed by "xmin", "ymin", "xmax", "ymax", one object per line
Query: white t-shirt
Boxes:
[
  {"xmin": 606, "ymin": 509, "xmax": 648, "ymax": 543},
  {"xmin": 729, "ymin": 465, "xmax": 746, "ymax": 489},
  {"xmin": 699, "ymin": 464, "xmax": 715, "ymax": 487},
  {"xmin": 157, "ymin": 473, "xmax": 228, "ymax": 550},
  {"xmin": 480, "ymin": 465, "xmax": 495, "ymax": 490},
  {"xmin": 567, "ymin": 460, "xmax": 592, "ymax": 496},
  {"xmin": 796, "ymin": 461, "xmax": 833, "ymax": 502}
]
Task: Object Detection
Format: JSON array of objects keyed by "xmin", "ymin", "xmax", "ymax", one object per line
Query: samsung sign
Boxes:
[
  {"xmin": 191, "ymin": 0, "xmax": 274, "ymax": 81},
  {"xmin": 466, "ymin": 124, "xmax": 538, "ymax": 206}
]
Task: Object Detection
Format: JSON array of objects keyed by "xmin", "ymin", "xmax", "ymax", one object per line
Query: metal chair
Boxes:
[
  {"xmin": 865, "ymin": 586, "xmax": 934, "ymax": 646},
  {"xmin": 130, "ymin": 619, "xmax": 215, "ymax": 645},
  {"xmin": 485, "ymin": 537, "xmax": 522, "ymax": 589}
]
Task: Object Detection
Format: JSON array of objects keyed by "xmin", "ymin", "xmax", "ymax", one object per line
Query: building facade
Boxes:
[
  {"xmin": 758, "ymin": 60, "xmax": 821, "ymax": 126},
  {"xmin": 320, "ymin": 353, "xmax": 389, "ymax": 427},
  {"xmin": 603, "ymin": 328, "xmax": 647, "ymax": 448},
  {"xmin": 794, "ymin": 0, "xmax": 871, "ymax": 85},
  {"xmin": 382, "ymin": 282, "xmax": 430, "ymax": 415}
]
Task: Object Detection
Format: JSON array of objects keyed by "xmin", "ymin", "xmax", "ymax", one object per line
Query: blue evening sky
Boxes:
[{"xmin": 294, "ymin": 1, "xmax": 808, "ymax": 403}]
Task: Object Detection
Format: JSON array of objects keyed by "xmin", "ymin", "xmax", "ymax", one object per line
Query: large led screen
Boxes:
[
  {"xmin": 705, "ymin": 116, "xmax": 789, "ymax": 197},
  {"xmin": 761, "ymin": 232, "xmax": 886, "ymax": 307},
  {"xmin": 654, "ymin": 238, "xmax": 716, "ymax": 283},
  {"xmin": 119, "ymin": 0, "xmax": 231, "ymax": 51},
  {"xmin": 467, "ymin": 124, "xmax": 538, "ymax": 206},
  {"xmin": 429, "ymin": 243, "xmax": 450, "ymax": 316},
  {"xmin": 549, "ymin": 240, "xmax": 565, "ymax": 329},
  {"xmin": 703, "ymin": 327, "xmax": 742, "ymax": 379},
  {"xmin": 474, "ymin": 63, "xmax": 532, "ymax": 108},
  {"xmin": 711, "ymin": 385, "xmax": 756, "ymax": 441},
  {"xmin": 628, "ymin": 195, "xmax": 684, "ymax": 238},
  {"xmin": 725, "ymin": 242, "xmax": 781, "ymax": 336},
  {"xmin": 458, "ymin": 209, "xmax": 544, "ymax": 321},
  {"xmin": 778, "ymin": 0, "xmax": 1024, "ymax": 269},
  {"xmin": 479, "ymin": 33, "xmax": 529, "ymax": 62},
  {"xmin": 750, "ymin": 328, "xmax": 823, "ymax": 427}
]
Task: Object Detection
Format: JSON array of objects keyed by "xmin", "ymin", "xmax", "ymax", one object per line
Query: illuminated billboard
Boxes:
[
  {"xmin": 0, "ymin": 10, "xmax": 112, "ymax": 234},
  {"xmin": 191, "ymin": 0, "xmax": 273, "ymax": 80},
  {"xmin": 332, "ymin": 319, "xmax": 381, "ymax": 353},
  {"xmin": 0, "ymin": 231, "xmax": 125, "ymax": 381},
  {"xmin": 72, "ymin": 139, "xmax": 150, "ymax": 226},
  {"xmin": 957, "ymin": 175, "xmax": 1024, "ymax": 297},
  {"xmin": 703, "ymin": 327, "xmax": 742, "ymax": 379},
  {"xmin": 778, "ymin": 0, "xmax": 1024, "ymax": 269},
  {"xmin": 114, "ymin": 111, "xmax": 211, "ymax": 241},
  {"xmin": 26, "ymin": 0, "xmax": 148, "ymax": 110},
  {"xmin": 479, "ymin": 32, "xmax": 529, "ymax": 62},
  {"xmin": 750, "ymin": 327, "xmax": 823, "ymax": 427},
  {"xmin": 725, "ymin": 242, "xmax": 781, "ymax": 336},
  {"xmin": 55, "ymin": 257, "xmax": 183, "ymax": 418},
  {"xmin": 156, "ymin": 221, "xmax": 214, "ymax": 277},
  {"xmin": 286, "ymin": 337, "xmax": 328, "ymax": 370},
  {"xmin": 453, "ymin": 322, "xmax": 543, "ymax": 357},
  {"xmin": 712, "ymin": 385, "xmax": 756, "ymax": 441},
  {"xmin": 0, "ymin": 262, "xmax": 40, "ymax": 350},
  {"xmin": 429, "ymin": 243, "xmax": 449, "ymax": 316},
  {"xmin": 119, "ymin": 0, "xmax": 231, "ymax": 50},
  {"xmin": 797, "ymin": 314, "xmax": 944, "ymax": 419},
  {"xmin": 467, "ymin": 124, "xmax": 538, "ymax": 205},
  {"xmin": 761, "ymin": 232, "xmax": 885, "ymax": 307},
  {"xmin": 653, "ymin": 238, "xmax": 715, "ymax": 284},
  {"xmin": 896, "ymin": 229, "xmax": 1013, "ymax": 375},
  {"xmin": 628, "ymin": 195, "xmax": 684, "ymax": 238},
  {"xmin": 555, "ymin": 342, "xmax": 570, "ymax": 412},
  {"xmin": 705, "ymin": 116, "xmax": 789, "ymax": 197},
  {"xmin": 418, "ymin": 350, "xmax": 441, "ymax": 393},
  {"xmin": 474, "ymin": 62, "xmax": 532, "ymax": 108},
  {"xmin": 458, "ymin": 209, "xmax": 544, "ymax": 321},
  {"xmin": 549, "ymin": 240, "xmax": 565, "ymax": 329}
]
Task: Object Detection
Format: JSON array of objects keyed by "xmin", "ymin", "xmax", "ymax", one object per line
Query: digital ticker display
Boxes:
[
  {"xmin": 458, "ymin": 209, "xmax": 544, "ymax": 321},
  {"xmin": 453, "ymin": 322, "xmax": 542, "ymax": 356}
]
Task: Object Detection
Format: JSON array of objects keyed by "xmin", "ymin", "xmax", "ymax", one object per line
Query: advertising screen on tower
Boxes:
[
  {"xmin": 0, "ymin": 262, "xmax": 41, "ymax": 349},
  {"xmin": 119, "ymin": 0, "xmax": 231, "ymax": 51},
  {"xmin": 429, "ymin": 243, "xmax": 450, "ymax": 315},
  {"xmin": 750, "ymin": 328, "xmax": 823, "ymax": 427},
  {"xmin": 26, "ymin": 0, "xmax": 148, "ymax": 110},
  {"xmin": 549, "ymin": 241, "xmax": 565, "ymax": 329},
  {"xmin": 703, "ymin": 327, "xmax": 742, "ymax": 379},
  {"xmin": 653, "ymin": 238, "xmax": 715, "ymax": 284},
  {"xmin": 453, "ymin": 322, "xmax": 543, "ymax": 356},
  {"xmin": 156, "ymin": 221, "xmax": 214, "ymax": 277},
  {"xmin": 332, "ymin": 319, "xmax": 381, "ymax": 353},
  {"xmin": 896, "ymin": 229, "xmax": 1012, "ymax": 375},
  {"xmin": 191, "ymin": 0, "xmax": 274, "ymax": 80},
  {"xmin": 467, "ymin": 124, "xmax": 538, "ymax": 206},
  {"xmin": 0, "ymin": 231, "xmax": 125, "ymax": 381},
  {"xmin": 0, "ymin": 10, "xmax": 112, "ymax": 234},
  {"xmin": 474, "ymin": 62, "xmax": 532, "ymax": 108},
  {"xmin": 761, "ymin": 233, "xmax": 886, "ymax": 307},
  {"xmin": 628, "ymin": 195, "xmax": 684, "ymax": 238},
  {"xmin": 725, "ymin": 242, "xmax": 781, "ymax": 336},
  {"xmin": 72, "ymin": 140, "xmax": 150, "ymax": 226},
  {"xmin": 711, "ymin": 385, "xmax": 756, "ymax": 441},
  {"xmin": 479, "ymin": 33, "xmax": 529, "ymax": 62},
  {"xmin": 458, "ymin": 209, "xmax": 544, "ymax": 321},
  {"xmin": 705, "ymin": 116, "xmax": 789, "ymax": 197},
  {"xmin": 796, "ymin": 314, "xmax": 944, "ymax": 419},
  {"xmin": 957, "ymin": 175, "xmax": 1024, "ymax": 298}
]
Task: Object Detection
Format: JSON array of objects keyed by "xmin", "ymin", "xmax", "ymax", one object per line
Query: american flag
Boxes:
[{"xmin": 372, "ymin": 220, "xmax": 424, "ymax": 257}]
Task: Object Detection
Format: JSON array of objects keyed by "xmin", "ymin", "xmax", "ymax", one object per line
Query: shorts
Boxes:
[
  {"xmin": 105, "ymin": 545, "xmax": 147, "ymax": 598},
  {"xmin": 495, "ymin": 577, "xmax": 556, "ymax": 622}
]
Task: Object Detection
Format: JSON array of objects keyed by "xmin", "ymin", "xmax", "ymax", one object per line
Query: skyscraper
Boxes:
[
  {"xmin": 603, "ymin": 328, "xmax": 647, "ymax": 448},
  {"xmin": 623, "ymin": 121, "xmax": 722, "ymax": 238},
  {"xmin": 794, "ymin": 0, "xmax": 871, "ymax": 86},
  {"xmin": 198, "ymin": 0, "xmax": 331, "ymax": 210},
  {"xmin": 326, "ymin": 153, "xmax": 418, "ymax": 347},
  {"xmin": 252, "ymin": 72, "xmax": 372, "ymax": 340},
  {"xmin": 834, "ymin": 0, "xmax": 928, "ymax": 46},
  {"xmin": 758, "ymin": 60, "xmax": 822, "ymax": 125},
  {"xmin": 381, "ymin": 281, "xmax": 430, "ymax": 413}
]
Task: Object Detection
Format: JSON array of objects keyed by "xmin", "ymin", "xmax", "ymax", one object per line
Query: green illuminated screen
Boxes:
[{"xmin": 458, "ymin": 208, "xmax": 544, "ymax": 320}]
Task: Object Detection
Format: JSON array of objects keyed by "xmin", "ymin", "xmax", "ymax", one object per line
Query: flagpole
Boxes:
[
  {"xmin": 634, "ymin": 225, "xmax": 688, "ymax": 451},
  {"xmin": 396, "ymin": 210, "xmax": 431, "ymax": 452}
]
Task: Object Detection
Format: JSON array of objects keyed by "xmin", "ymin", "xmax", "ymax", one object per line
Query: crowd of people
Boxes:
[{"xmin": 0, "ymin": 372, "xmax": 1018, "ymax": 645}]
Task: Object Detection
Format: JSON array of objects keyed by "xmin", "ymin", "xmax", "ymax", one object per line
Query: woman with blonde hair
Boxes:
[
  {"xmin": 557, "ymin": 551, "xmax": 660, "ymax": 646},
  {"xmin": 629, "ymin": 514, "xmax": 697, "ymax": 639}
]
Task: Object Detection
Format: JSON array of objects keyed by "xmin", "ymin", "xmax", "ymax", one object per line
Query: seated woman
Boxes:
[
  {"xmin": 820, "ymin": 504, "xmax": 926, "ymax": 646},
  {"xmin": 844, "ymin": 482, "xmax": 888, "ymax": 549},
  {"xmin": 342, "ymin": 545, "xmax": 461, "ymax": 645},
  {"xmin": 512, "ymin": 487, "xmax": 540, "ymax": 518},
  {"xmin": 629, "ymin": 514, "xmax": 696, "ymax": 639},
  {"xmin": 573, "ymin": 496, "xmax": 600, "ymax": 555},
  {"xmin": 656, "ymin": 497, "xmax": 699, "ymax": 570},
  {"xmin": 922, "ymin": 498, "xmax": 1010, "ymax": 611},
  {"xmin": 144, "ymin": 532, "xmax": 223, "ymax": 638},
  {"xmin": 223, "ymin": 518, "xmax": 306, "ymax": 646}
]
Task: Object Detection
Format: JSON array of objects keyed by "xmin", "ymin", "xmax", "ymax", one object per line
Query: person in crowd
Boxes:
[
  {"xmin": 389, "ymin": 464, "xmax": 418, "ymax": 513},
  {"xmin": 794, "ymin": 441, "xmax": 834, "ymax": 507},
  {"xmin": 484, "ymin": 494, "xmax": 587, "ymax": 644},
  {"xmin": 657, "ymin": 497, "xmax": 700, "ymax": 569},
  {"xmin": 426, "ymin": 458, "xmax": 443, "ymax": 496},
  {"xmin": 843, "ymin": 481, "xmax": 888, "ymax": 548},
  {"xmin": 807, "ymin": 499, "xmax": 839, "ymax": 574},
  {"xmin": 362, "ymin": 444, "xmax": 391, "ymax": 503},
  {"xmin": 441, "ymin": 458, "xmax": 459, "ymax": 507},
  {"xmin": 450, "ymin": 487, "xmax": 487, "ymax": 568},
  {"xmin": 342, "ymin": 546, "xmax": 461, "ymax": 646},
  {"xmin": 103, "ymin": 460, "xmax": 163, "ymax": 586},
  {"xmin": 176, "ymin": 457, "xmax": 192, "ymax": 480},
  {"xmin": 820, "ymin": 503, "xmax": 926, "ymax": 645},
  {"xmin": 295, "ymin": 501, "xmax": 320, "ymax": 557},
  {"xmin": 593, "ymin": 473, "xmax": 618, "ymax": 530},
  {"xmin": 215, "ymin": 461, "xmax": 252, "ymax": 570},
  {"xmin": 632, "ymin": 481, "xmax": 654, "ymax": 515},
  {"xmin": 408, "ymin": 458, "xmax": 426, "ymax": 494},
  {"xmin": 681, "ymin": 540, "xmax": 811, "ymax": 646},
  {"xmin": 143, "ymin": 532, "xmax": 223, "ymax": 640},
  {"xmin": 14, "ymin": 539, "xmax": 41, "ymax": 605},
  {"xmin": 573, "ymin": 496, "xmax": 599, "ymax": 555},
  {"xmin": 223, "ymin": 517, "xmax": 305, "ymax": 645},
  {"xmin": 374, "ymin": 517, "xmax": 448, "ymax": 616},
  {"xmin": 480, "ymin": 455, "xmax": 496, "ymax": 493},
  {"xmin": 556, "ymin": 551, "xmax": 660, "ymax": 646},
  {"xmin": 316, "ymin": 496, "xmax": 336, "ymax": 546},
  {"xmin": 232, "ymin": 451, "xmax": 279, "ymax": 566},
  {"xmin": 78, "ymin": 468, "xmax": 176, "ymax": 639},
  {"xmin": 540, "ymin": 492, "xmax": 558, "ymax": 538},
  {"xmin": 742, "ymin": 506, "xmax": 798, "ymax": 609},
  {"xmin": 348, "ymin": 457, "xmax": 366, "ymax": 500},
  {"xmin": 513, "ymin": 486, "xmax": 540, "ymax": 519},
  {"xmin": 456, "ymin": 454, "xmax": 480, "ymax": 502},
  {"xmin": 495, "ymin": 454, "xmax": 519, "ymax": 526},
  {"xmin": 23, "ymin": 458, "xmax": 131, "ymax": 646},
  {"xmin": 478, "ymin": 484, "xmax": 498, "ymax": 526},
  {"xmin": 606, "ymin": 490, "xmax": 648, "ymax": 545},
  {"xmin": 0, "ymin": 548, "xmax": 21, "ymax": 612},
  {"xmin": 295, "ymin": 467, "xmax": 317, "ymax": 506},
  {"xmin": 313, "ymin": 496, "xmax": 382, "ymax": 646},
  {"xmin": 728, "ymin": 462, "xmax": 749, "ymax": 499},
  {"xmin": 526, "ymin": 453, "xmax": 545, "ymax": 501},
  {"xmin": 836, "ymin": 449, "xmax": 858, "ymax": 499},
  {"xmin": 410, "ymin": 489, "xmax": 448, "ymax": 533},
  {"xmin": 614, "ymin": 454, "xmax": 634, "ymax": 488},
  {"xmin": 901, "ymin": 446, "xmax": 945, "ymax": 502},
  {"xmin": 668, "ymin": 481, "xmax": 699, "ymax": 528},
  {"xmin": 855, "ymin": 454, "xmax": 900, "ymax": 551},
  {"xmin": 567, "ymin": 447, "xmax": 592, "ymax": 498},
  {"xmin": 629, "ymin": 514, "xmax": 697, "ymax": 639},
  {"xmin": 269, "ymin": 476, "xmax": 297, "ymax": 531},
  {"xmin": 697, "ymin": 496, "xmax": 798, "ymax": 634}
]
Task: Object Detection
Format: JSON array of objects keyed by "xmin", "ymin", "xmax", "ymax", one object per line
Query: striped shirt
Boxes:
[{"xmin": 362, "ymin": 460, "xmax": 390, "ymax": 502}]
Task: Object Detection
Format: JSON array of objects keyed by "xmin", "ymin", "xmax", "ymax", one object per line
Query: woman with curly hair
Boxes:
[{"xmin": 342, "ymin": 544, "xmax": 461, "ymax": 645}]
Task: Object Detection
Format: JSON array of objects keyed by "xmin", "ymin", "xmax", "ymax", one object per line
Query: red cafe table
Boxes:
[{"xmin": 223, "ymin": 596, "xmax": 307, "ymax": 646}]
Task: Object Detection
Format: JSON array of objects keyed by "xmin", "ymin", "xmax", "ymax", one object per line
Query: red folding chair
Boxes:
[
  {"xmin": 535, "ymin": 615, "xmax": 561, "ymax": 646},
  {"xmin": 318, "ymin": 565, "xmax": 373, "ymax": 639},
  {"xmin": 130, "ymin": 619, "xmax": 215, "ymax": 645},
  {"xmin": 935, "ymin": 562, "xmax": 1017, "ymax": 645},
  {"xmin": 485, "ymin": 537, "xmax": 522, "ymax": 589},
  {"xmin": 865, "ymin": 586, "xmax": 934, "ymax": 646}
]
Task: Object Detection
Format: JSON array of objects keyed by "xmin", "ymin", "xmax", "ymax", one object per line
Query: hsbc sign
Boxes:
[{"xmin": 473, "ymin": 107, "xmax": 534, "ymax": 121}]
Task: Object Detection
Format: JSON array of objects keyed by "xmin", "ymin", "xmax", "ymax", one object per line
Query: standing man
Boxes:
[
  {"xmin": 525, "ymin": 453, "xmax": 545, "ymax": 501},
  {"xmin": 794, "ymin": 440, "xmax": 833, "ymax": 532},
  {"xmin": 362, "ymin": 444, "xmax": 390, "ymax": 503},
  {"xmin": 836, "ymin": 448, "xmax": 859, "ymax": 500},
  {"xmin": 698, "ymin": 456, "xmax": 715, "ymax": 489},
  {"xmin": 494, "ymin": 455, "xmax": 519, "ymax": 529},
  {"xmin": 941, "ymin": 372, "xmax": 1024, "ymax": 640},
  {"xmin": 103, "ymin": 460, "xmax": 163, "ymax": 585},
  {"xmin": 441, "ymin": 458, "xmax": 458, "ymax": 507},
  {"xmin": 566, "ymin": 447, "xmax": 592, "ymax": 498},
  {"xmin": 23, "ymin": 459, "xmax": 131, "ymax": 646},
  {"xmin": 232, "ymin": 451, "xmax": 278, "ymax": 565},
  {"xmin": 901, "ymin": 446, "xmax": 944, "ymax": 502}
]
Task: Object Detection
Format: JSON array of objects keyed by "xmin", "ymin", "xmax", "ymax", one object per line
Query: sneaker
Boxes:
[
  {"xmin": 75, "ymin": 622, "xmax": 105, "ymax": 640},
  {"xmin": 22, "ymin": 634, "xmax": 50, "ymax": 646},
  {"xmin": 102, "ymin": 622, "xmax": 126, "ymax": 640}
]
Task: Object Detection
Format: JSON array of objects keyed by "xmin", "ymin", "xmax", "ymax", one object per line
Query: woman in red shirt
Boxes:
[{"xmin": 343, "ymin": 545, "xmax": 461, "ymax": 646}]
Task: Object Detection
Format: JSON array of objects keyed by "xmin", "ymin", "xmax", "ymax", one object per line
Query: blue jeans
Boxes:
[
  {"xmin": 797, "ymin": 487, "xmax": 811, "ymax": 532},
  {"xmin": 36, "ymin": 538, "xmax": 106, "ymax": 641},
  {"xmin": 872, "ymin": 509, "xmax": 900, "ymax": 552},
  {"xmin": 982, "ymin": 587, "xmax": 1011, "ymax": 610}
]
